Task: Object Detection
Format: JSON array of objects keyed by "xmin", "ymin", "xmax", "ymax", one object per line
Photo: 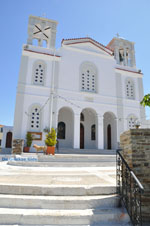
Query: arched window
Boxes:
[
  {"xmin": 127, "ymin": 115, "xmax": 137, "ymax": 129},
  {"xmin": 91, "ymin": 124, "xmax": 96, "ymax": 140},
  {"xmin": 33, "ymin": 61, "xmax": 45, "ymax": 86},
  {"xmin": 80, "ymin": 113, "xmax": 84, "ymax": 122},
  {"xmin": 80, "ymin": 62, "xmax": 97, "ymax": 93},
  {"xmin": 126, "ymin": 78, "xmax": 134, "ymax": 99},
  {"xmin": 57, "ymin": 122, "xmax": 65, "ymax": 139},
  {"xmin": 29, "ymin": 105, "xmax": 41, "ymax": 131}
]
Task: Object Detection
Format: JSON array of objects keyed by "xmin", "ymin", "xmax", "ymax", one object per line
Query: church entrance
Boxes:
[
  {"xmin": 80, "ymin": 108, "xmax": 96, "ymax": 149},
  {"xmin": 107, "ymin": 124, "xmax": 111, "ymax": 149},
  {"xmin": 57, "ymin": 107, "xmax": 74, "ymax": 148},
  {"xmin": 104, "ymin": 112, "xmax": 117, "ymax": 149},
  {"xmin": 80, "ymin": 123, "xmax": 84, "ymax": 149},
  {"xmin": 5, "ymin": 132, "xmax": 12, "ymax": 148}
]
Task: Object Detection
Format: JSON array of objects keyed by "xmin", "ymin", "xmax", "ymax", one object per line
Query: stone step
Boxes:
[
  {"xmin": 8, "ymin": 161, "xmax": 116, "ymax": 167},
  {"xmin": 0, "ymin": 224, "xmax": 131, "ymax": 226},
  {"xmin": 7, "ymin": 153, "xmax": 116, "ymax": 167},
  {"xmin": 0, "ymin": 208, "xmax": 130, "ymax": 225},
  {"xmin": 0, "ymin": 184, "xmax": 116, "ymax": 196},
  {"xmin": 1, "ymin": 223, "xmax": 131, "ymax": 226},
  {"xmin": 0, "ymin": 194, "xmax": 120, "ymax": 209},
  {"xmin": 38, "ymin": 154, "xmax": 116, "ymax": 162},
  {"xmin": 29, "ymin": 148, "xmax": 116, "ymax": 155}
]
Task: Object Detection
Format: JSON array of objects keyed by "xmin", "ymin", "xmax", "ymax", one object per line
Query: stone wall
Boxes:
[
  {"xmin": 12, "ymin": 139, "xmax": 24, "ymax": 155},
  {"xmin": 120, "ymin": 129, "xmax": 150, "ymax": 223}
]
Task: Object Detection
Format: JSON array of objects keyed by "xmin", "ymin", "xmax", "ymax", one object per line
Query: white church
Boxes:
[{"xmin": 13, "ymin": 15, "xmax": 146, "ymax": 150}]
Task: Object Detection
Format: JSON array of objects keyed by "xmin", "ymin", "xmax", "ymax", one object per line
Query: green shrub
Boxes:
[
  {"xmin": 26, "ymin": 132, "xmax": 33, "ymax": 147},
  {"xmin": 45, "ymin": 128, "xmax": 57, "ymax": 147}
]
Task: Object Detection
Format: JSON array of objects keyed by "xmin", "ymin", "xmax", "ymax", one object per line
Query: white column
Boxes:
[
  {"xmin": 96, "ymin": 115, "xmax": 104, "ymax": 149},
  {"xmin": 115, "ymin": 118, "xmax": 119, "ymax": 149},
  {"xmin": 73, "ymin": 114, "xmax": 80, "ymax": 149}
]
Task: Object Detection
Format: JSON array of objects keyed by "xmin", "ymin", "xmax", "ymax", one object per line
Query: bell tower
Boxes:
[
  {"xmin": 107, "ymin": 36, "xmax": 136, "ymax": 68},
  {"xmin": 27, "ymin": 15, "xmax": 58, "ymax": 49}
]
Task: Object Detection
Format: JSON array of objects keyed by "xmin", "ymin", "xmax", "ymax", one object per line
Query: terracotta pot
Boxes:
[
  {"xmin": 24, "ymin": 147, "xmax": 30, "ymax": 152},
  {"xmin": 46, "ymin": 146, "xmax": 55, "ymax": 155}
]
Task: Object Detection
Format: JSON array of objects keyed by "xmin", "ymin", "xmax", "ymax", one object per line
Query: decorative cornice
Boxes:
[
  {"xmin": 61, "ymin": 37, "xmax": 113, "ymax": 56},
  {"xmin": 115, "ymin": 67, "xmax": 143, "ymax": 75},
  {"xmin": 24, "ymin": 49, "xmax": 61, "ymax": 58}
]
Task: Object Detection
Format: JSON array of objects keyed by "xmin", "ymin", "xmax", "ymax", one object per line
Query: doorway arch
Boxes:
[
  {"xmin": 80, "ymin": 108, "xmax": 97, "ymax": 149},
  {"xmin": 5, "ymin": 132, "xmax": 12, "ymax": 148},
  {"xmin": 107, "ymin": 124, "xmax": 111, "ymax": 149},
  {"xmin": 80, "ymin": 123, "xmax": 84, "ymax": 149},
  {"xmin": 57, "ymin": 107, "xmax": 74, "ymax": 148},
  {"xmin": 104, "ymin": 112, "xmax": 117, "ymax": 149}
]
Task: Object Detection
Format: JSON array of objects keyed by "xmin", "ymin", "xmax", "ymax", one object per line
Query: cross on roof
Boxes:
[{"xmin": 116, "ymin": 33, "xmax": 120, "ymax": 38}]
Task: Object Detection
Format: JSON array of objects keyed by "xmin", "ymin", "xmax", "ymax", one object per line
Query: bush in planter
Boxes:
[
  {"xmin": 24, "ymin": 132, "xmax": 33, "ymax": 152},
  {"xmin": 45, "ymin": 128, "xmax": 57, "ymax": 155}
]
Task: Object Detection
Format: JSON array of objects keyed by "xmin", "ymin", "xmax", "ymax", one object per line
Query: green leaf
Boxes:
[{"xmin": 140, "ymin": 94, "xmax": 150, "ymax": 107}]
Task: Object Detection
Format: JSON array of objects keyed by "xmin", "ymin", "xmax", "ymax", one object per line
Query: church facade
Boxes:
[{"xmin": 13, "ymin": 15, "xmax": 145, "ymax": 150}]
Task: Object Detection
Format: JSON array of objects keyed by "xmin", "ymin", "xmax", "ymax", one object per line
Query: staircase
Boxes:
[{"xmin": 0, "ymin": 152, "xmax": 131, "ymax": 225}]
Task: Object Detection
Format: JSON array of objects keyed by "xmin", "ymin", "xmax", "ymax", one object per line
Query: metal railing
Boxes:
[{"xmin": 116, "ymin": 149, "xmax": 144, "ymax": 226}]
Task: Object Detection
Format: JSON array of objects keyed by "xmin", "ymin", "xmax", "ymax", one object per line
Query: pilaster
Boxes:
[
  {"xmin": 96, "ymin": 115, "xmax": 104, "ymax": 149},
  {"xmin": 73, "ymin": 114, "xmax": 80, "ymax": 149}
]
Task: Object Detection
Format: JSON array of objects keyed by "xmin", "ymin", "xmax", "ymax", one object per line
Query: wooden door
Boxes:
[
  {"xmin": 107, "ymin": 124, "xmax": 111, "ymax": 150},
  {"xmin": 80, "ymin": 123, "xmax": 84, "ymax": 149},
  {"xmin": 6, "ymin": 132, "xmax": 12, "ymax": 148}
]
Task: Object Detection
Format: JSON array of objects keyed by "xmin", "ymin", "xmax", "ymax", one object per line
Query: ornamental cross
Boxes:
[{"xmin": 33, "ymin": 25, "xmax": 50, "ymax": 39}]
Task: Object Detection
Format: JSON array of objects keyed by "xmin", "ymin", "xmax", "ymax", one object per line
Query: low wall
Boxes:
[
  {"xmin": 120, "ymin": 129, "xmax": 150, "ymax": 223},
  {"xmin": 12, "ymin": 139, "xmax": 24, "ymax": 155}
]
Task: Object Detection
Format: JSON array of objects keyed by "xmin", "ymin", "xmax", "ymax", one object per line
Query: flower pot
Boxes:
[
  {"xmin": 24, "ymin": 147, "xmax": 30, "ymax": 152},
  {"xmin": 46, "ymin": 146, "xmax": 55, "ymax": 155}
]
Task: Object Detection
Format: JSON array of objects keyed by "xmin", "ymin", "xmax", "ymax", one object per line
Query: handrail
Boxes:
[
  {"xmin": 116, "ymin": 149, "xmax": 144, "ymax": 226},
  {"xmin": 117, "ymin": 150, "xmax": 144, "ymax": 191},
  {"xmin": 130, "ymin": 171, "xmax": 144, "ymax": 191}
]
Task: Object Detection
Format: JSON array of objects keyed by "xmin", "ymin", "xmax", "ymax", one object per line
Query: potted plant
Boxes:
[
  {"xmin": 24, "ymin": 132, "xmax": 33, "ymax": 152},
  {"xmin": 45, "ymin": 128, "xmax": 57, "ymax": 155}
]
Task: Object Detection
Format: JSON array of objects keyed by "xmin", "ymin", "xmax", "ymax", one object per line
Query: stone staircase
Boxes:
[{"xmin": 0, "ymin": 152, "xmax": 131, "ymax": 225}]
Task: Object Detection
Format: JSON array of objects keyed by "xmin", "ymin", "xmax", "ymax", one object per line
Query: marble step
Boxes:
[
  {"xmin": 7, "ymin": 161, "xmax": 116, "ymax": 167},
  {"xmin": 0, "ymin": 208, "xmax": 130, "ymax": 225},
  {"xmin": 0, "ymin": 224, "xmax": 131, "ymax": 226},
  {"xmin": 38, "ymin": 154, "xmax": 116, "ymax": 162},
  {"xmin": 0, "ymin": 184, "xmax": 116, "ymax": 196},
  {"xmin": 0, "ymin": 194, "xmax": 120, "ymax": 209},
  {"xmin": 0, "ymin": 224, "xmax": 132, "ymax": 226},
  {"xmin": 29, "ymin": 148, "xmax": 116, "ymax": 155},
  {"xmin": 7, "ymin": 153, "xmax": 116, "ymax": 167}
]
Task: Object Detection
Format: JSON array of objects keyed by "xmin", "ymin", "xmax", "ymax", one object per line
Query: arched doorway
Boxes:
[
  {"xmin": 80, "ymin": 123, "xmax": 84, "ymax": 149},
  {"xmin": 58, "ymin": 107, "xmax": 74, "ymax": 148},
  {"xmin": 107, "ymin": 124, "xmax": 111, "ymax": 149},
  {"xmin": 80, "ymin": 108, "xmax": 97, "ymax": 149},
  {"xmin": 104, "ymin": 112, "xmax": 117, "ymax": 150},
  {"xmin": 6, "ymin": 132, "xmax": 12, "ymax": 148}
]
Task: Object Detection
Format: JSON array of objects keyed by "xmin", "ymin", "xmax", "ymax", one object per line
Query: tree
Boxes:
[{"xmin": 140, "ymin": 94, "xmax": 150, "ymax": 107}]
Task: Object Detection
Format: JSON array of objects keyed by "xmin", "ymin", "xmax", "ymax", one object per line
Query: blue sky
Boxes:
[{"xmin": 0, "ymin": 0, "xmax": 150, "ymax": 126}]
